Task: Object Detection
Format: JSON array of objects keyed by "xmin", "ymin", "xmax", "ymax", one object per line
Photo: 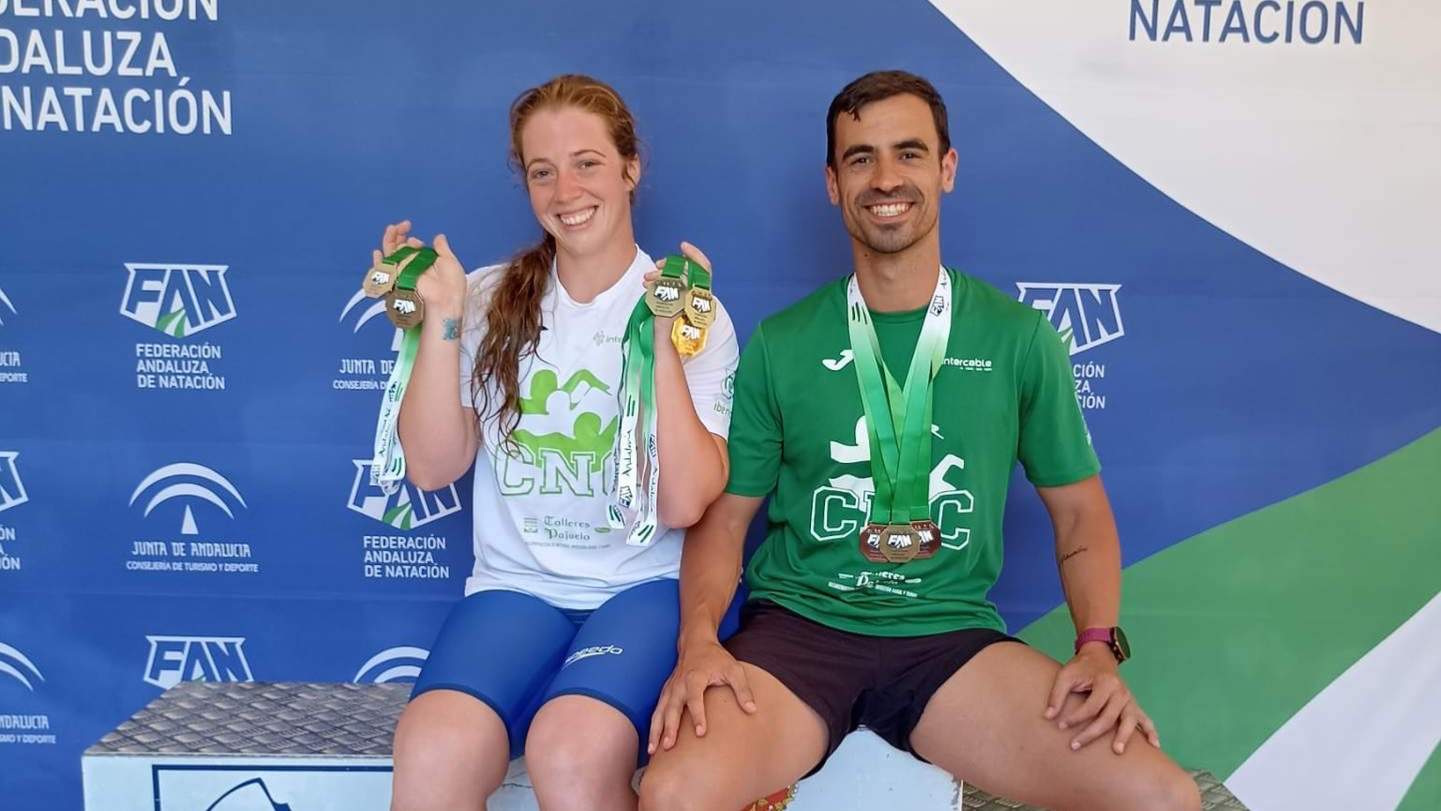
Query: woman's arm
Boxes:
[{"xmin": 379, "ymin": 221, "xmax": 480, "ymax": 490}]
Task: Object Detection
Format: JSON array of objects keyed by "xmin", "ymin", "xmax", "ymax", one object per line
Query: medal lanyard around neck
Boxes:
[
  {"xmin": 845, "ymin": 268, "xmax": 952, "ymax": 525},
  {"xmin": 370, "ymin": 248, "xmax": 439, "ymax": 495}
]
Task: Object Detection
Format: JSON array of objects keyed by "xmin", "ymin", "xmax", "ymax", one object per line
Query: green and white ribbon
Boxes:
[
  {"xmin": 370, "ymin": 247, "xmax": 438, "ymax": 495},
  {"xmin": 608, "ymin": 258, "xmax": 691, "ymax": 546},
  {"xmin": 845, "ymin": 267, "xmax": 952, "ymax": 526}
]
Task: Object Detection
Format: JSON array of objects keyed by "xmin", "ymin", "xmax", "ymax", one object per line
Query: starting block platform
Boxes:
[{"xmin": 82, "ymin": 682, "xmax": 1246, "ymax": 810}]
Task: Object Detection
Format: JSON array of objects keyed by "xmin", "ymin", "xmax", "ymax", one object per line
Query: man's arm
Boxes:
[
  {"xmin": 648, "ymin": 492, "xmax": 763, "ymax": 754},
  {"xmin": 1039, "ymin": 474, "xmax": 1121, "ymax": 636},
  {"xmin": 1036, "ymin": 474, "xmax": 1160, "ymax": 754}
]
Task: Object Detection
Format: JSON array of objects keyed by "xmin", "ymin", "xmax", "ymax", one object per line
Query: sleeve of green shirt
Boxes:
[
  {"xmin": 724, "ymin": 324, "xmax": 783, "ymax": 497},
  {"xmin": 1017, "ymin": 312, "xmax": 1102, "ymax": 487}
]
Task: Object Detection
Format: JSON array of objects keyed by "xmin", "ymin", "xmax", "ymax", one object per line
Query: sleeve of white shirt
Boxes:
[
  {"xmin": 682, "ymin": 298, "xmax": 740, "ymax": 439},
  {"xmin": 458, "ymin": 265, "xmax": 504, "ymax": 409}
]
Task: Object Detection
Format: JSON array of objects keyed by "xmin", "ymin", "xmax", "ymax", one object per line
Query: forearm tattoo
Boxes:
[
  {"xmin": 1059, "ymin": 546, "xmax": 1090, "ymax": 566},
  {"xmin": 442, "ymin": 318, "xmax": 461, "ymax": 341}
]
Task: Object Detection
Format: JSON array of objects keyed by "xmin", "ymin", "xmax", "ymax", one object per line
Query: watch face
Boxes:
[{"xmin": 1112, "ymin": 626, "xmax": 1131, "ymax": 662}]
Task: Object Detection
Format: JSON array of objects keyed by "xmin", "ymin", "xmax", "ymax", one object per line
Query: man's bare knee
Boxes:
[{"xmin": 638, "ymin": 763, "xmax": 702, "ymax": 811}]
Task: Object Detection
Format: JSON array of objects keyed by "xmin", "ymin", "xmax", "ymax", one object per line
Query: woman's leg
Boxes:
[
  {"xmin": 526, "ymin": 578, "xmax": 711, "ymax": 811},
  {"xmin": 391, "ymin": 589, "xmax": 579, "ymax": 811},
  {"xmin": 391, "ymin": 689, "xmax": 509, "ymax": 811},
  {"xmin": 526, "ymin": 694, "xmax": 640, "ymax": 811}
]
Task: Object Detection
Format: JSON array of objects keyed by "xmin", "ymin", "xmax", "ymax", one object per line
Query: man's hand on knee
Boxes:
[
  {"xmin": 1044, "ymin": 646, "xmax": 1160, "ymax": 755},
  {"xmin": 648, "ymin": 636, "xmax": 758, "ymax": 754}
]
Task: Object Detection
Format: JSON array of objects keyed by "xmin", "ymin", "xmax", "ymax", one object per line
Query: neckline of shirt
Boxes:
[{"xmin": 549, "ymin": 245, "xmax": 649, "ymax": 312}]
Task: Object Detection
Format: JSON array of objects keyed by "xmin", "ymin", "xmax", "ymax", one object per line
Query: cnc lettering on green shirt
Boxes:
[{"xmin": 726, "ymin": 270, "xmax": 1099, "ymax": 637}]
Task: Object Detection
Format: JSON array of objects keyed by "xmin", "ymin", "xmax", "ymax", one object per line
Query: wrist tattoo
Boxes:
[
  {"xmin": 441, "ymin": 318, "xmax": 461, "ymax": 341},
  {"xmin": 1059, "ymin": 546, "xmax": 1090, "ymax": 566}
]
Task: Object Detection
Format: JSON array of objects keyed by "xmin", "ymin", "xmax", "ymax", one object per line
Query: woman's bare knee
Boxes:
[
  {"xmin": 524, "ymin": 696, "xmax": 638, "ymax": 811},
  {"xmin": 390, "ymin": 690, "xmax": 508, "ymax": 811}
]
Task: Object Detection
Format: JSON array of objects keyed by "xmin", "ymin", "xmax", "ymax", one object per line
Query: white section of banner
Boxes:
[
  {"xmin": 1226, "ymin": 592, "xmax": 1441, "ymax": 810},
  {"xmin": 928, "ymin": 1, "xmax": 1441, "ymax": 334}
]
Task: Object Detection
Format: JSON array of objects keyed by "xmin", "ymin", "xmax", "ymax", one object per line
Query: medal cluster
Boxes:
[
  {"xmin": 362, "ymin": 246, "xmax": 440, "ymax": 329},
  {"xmin": 645, "ymin": 255, "xmax": 715, "ymax": 358}
]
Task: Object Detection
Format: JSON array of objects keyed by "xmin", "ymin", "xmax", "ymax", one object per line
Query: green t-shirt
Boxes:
[{"xmin": 726, "ymin": 269, "xmax": 1099, "ymax": 637}]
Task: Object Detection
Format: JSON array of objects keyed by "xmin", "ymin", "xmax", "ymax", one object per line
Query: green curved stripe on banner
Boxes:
[
  {"xmin": 1018, "ymin": 426, "xmax": 1441, "ymax": 786},
  {"xmin": 1399, "ymin": 742, "xmax": 1441, "ymax": 811}
]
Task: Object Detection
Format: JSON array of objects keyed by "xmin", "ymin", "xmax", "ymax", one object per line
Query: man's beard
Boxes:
[{"xmin": 846, "ymin": 186, "xmax": 933, "ymax": 254}]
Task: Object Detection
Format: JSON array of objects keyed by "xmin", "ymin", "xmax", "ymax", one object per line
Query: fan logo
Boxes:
[
  {"xmin": 126, "ymin": 463, "xmax": 258, "ymax": 575},
  {"xmin": 1017, "ymin": 283, "xmax": 1124, "ymax": 356},
  {"xmin": 350, "ymin": 460, "xmax": 458, "ymax": 582},
  {"xmin": 334, "ymin": 288, "xmax": 402, "ymax": 392},
  {"xmin": 352, "ymin": 646, "xmax": 429, "ymax": 684},
  {"xmin": 144, "ymin": 636, "xmax": 253, "ymax": 690},
  {"xmin": 121, "ymin": 263, "xmax": 235, "ymax": 338},
  {"xmin": 122, "ymin": 263, "xmax": 233, "ymax": 390}
]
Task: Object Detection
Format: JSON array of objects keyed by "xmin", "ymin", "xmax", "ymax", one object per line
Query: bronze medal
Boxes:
[
  {"xmin": 363, "ymin": 264, "xmax": 395, "ymax": 298},
  {"xmin": 647, "ymin": 276, "xmax": 688, "ymax": 318},
  {"xmin": 671, "ymin": 317, "xmax": 706, "ymax": 358},
  {"xmin": 387, "ymin": 288, "xmax": 425, "ymax": 330},
  {"xmin": 878, "ymin": 523, "xmax": 920, "ymax": 564},
  {"xmin": 909, "ymin": 519, "xmax": 941, "ymax": 559},
  {"xmin": 683, "ymin": 286, "xmax": 716, "ymax": 329},
  {"xmin": 858, "ymin": 523, "xmax": 888, "ymax": 563}
]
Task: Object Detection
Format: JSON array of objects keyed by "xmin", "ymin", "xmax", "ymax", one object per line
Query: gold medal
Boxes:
[
  {"xmin": 858, "ymin": 523, "xmax": 888, "ymax": 563},
  {"xmin": 387, "ymin": 288, "xmax": 424, "ymax": 330},
  {"xmin": 363, "ymin": 264, "xmax": 396, "ymax": 298},
  {"xmin": 683, "ymin": 286, "xmax": 716, "ymax": 329},
  {"xmin": 647, "ymin": 276, "xmax": 688, "ymax": 318},
  {"xmin": 671, "ymin": 316, "xmax": 706, "ymax": 358},
  {"xmin": 878, "ymin": 523, "xmax": 920, "ymax": 564}
]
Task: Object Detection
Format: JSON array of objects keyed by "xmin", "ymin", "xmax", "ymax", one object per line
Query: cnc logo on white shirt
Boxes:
[
  {"xmin": 1017, "ymin": 283, "xmax": 1124, "ymax": 356},
  {"xmin": 121, "ymin": 263, "xmax": 235, "ymax": 337},
  {"xmin": 495, "ymin": 367, "xmax": 619, "ymax": 500},
  {"xmin": 131, "ymin": 462, "xmax": 247, "ymax": 535},
  {"xmin": 334, "ymin": 288, "xmax": 403, "ymax": 392},
  {"xmin": 0, "ymin": 642, "xmax": 43, "ymax": 692},
  {"xmin": 0, "ymin": 452, "xmax": 28, "ymax": 515},
  {"xmin": 1129, "ymin": 1, "xmax": 1365, "ymax": 46},
  {"xmin": 352, "ymin": 646, "xmax": 429, "ymax": 684},
  {"xmin": 144, "ymin": 636, "xmax": 253, "ymax": 690}
]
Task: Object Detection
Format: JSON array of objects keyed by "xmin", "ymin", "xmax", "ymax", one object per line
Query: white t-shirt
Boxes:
[{"xmin": 457, "ymin": 246, "xmax": 738, "ymax": 609}]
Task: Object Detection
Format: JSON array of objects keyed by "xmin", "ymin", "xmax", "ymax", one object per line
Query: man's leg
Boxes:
[
  {"xmin": 909, "ymin": 642, "xmax": 1200, "ymax": 811},
  {"xmin": 638, "ymin": 663, "xmax": 828, "ymax": 811}
]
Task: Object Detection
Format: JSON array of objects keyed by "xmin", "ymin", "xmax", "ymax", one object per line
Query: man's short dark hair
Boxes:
[{"xmin": 826, "ymin": 70, "xmax": 951, "ymax": 168}]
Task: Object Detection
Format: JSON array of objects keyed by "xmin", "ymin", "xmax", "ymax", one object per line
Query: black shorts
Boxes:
[{"xmin": 724, "ymin": 600, "xmax": 1020, "ymax": 773}]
